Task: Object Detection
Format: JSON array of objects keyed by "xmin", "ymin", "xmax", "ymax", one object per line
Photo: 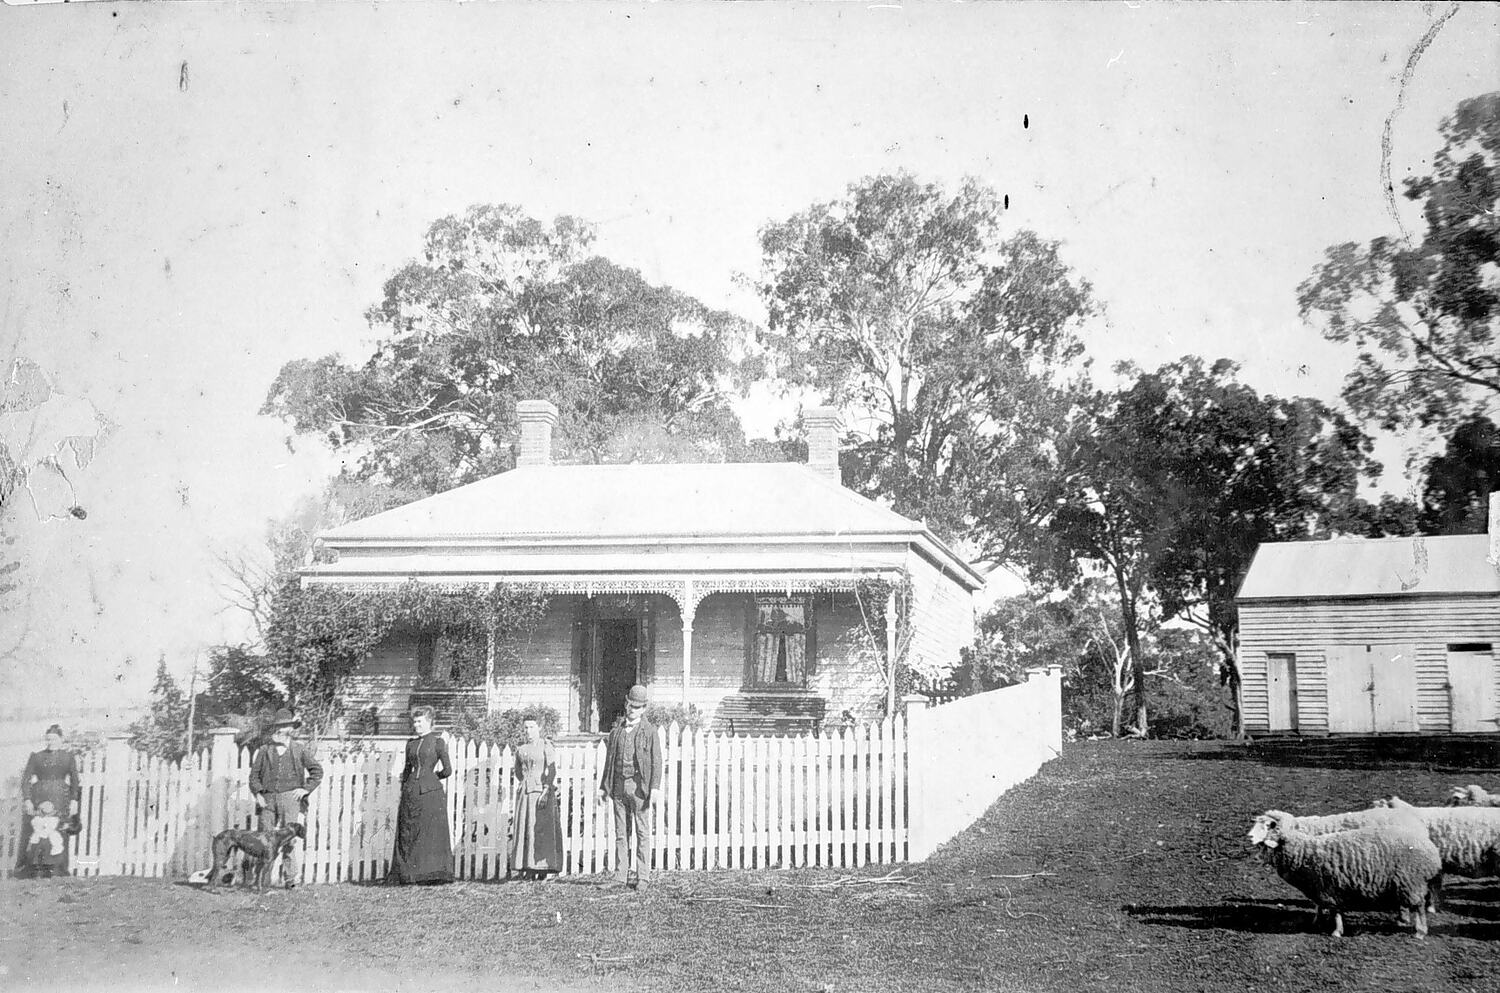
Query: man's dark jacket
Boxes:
[{"xmin": 598, "ymin": 719, "xmax": 663, "ymax": 801}]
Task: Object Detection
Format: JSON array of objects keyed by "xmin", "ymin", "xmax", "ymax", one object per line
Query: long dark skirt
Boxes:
[
  {"xmin": 510, "ymin": 789, "xmax": 565, "ymax": 876},
  {"xmin": 15, "ymin": 814, "xmax": 70, "ymax": 878},
  {"xmin": 389, "ymin": 784, "xmax": 453, "ymax": 884}
]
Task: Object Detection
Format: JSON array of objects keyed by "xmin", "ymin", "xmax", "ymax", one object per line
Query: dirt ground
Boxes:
[{"xmin": 4, "ymin": 739, "xmax": 1500, "ymax": 993}]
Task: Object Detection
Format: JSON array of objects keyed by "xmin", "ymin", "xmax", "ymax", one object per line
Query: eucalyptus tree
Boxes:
[{"xmin": 756, "ymin": 172, "xmax": 1096, "ymax": 565}]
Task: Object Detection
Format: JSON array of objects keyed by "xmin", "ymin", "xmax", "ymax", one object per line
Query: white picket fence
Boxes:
[{"xmin": 1, "ymin": 670, "xmax": 1061, "ymax": 882}]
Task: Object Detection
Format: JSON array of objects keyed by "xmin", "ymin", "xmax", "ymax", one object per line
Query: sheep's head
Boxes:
[
  {"xmin": 1373, "ymin": 794, "xmax": 1411, "ymax": 808},
  {"xmin": 1448, "ymin": 785, "xmax": 1481, "ymax": 806},
  {"xmin": 1248, "ymin": 810, "xmax": 1291, "ymax": 849}
]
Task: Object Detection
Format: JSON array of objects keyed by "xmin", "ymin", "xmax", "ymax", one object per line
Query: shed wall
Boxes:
[{"xmin": 1238, "ymin": 594, "xmax": 1500, "ymax": 734}]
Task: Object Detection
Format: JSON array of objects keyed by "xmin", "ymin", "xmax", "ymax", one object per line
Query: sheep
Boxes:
[
  {"xmin": 1396, "ymin": 805, "xmax": 1500, "ymax": 880},
  {"xmin": 1286, "ymin": 803, "xmax": 1424, "ymax": 835},
  {"xmin": 1247, "ymin": 810, "xmax": 1442, "ymax": 938},
  {"xmin": 1283, "ymin": 804, "xmax": 1440, "ymax": 917},
  {"xmin": 1371, "ymin": 795, "xmax": 1414, "ymax": 810},
  {"xmin": 1447, "ymin": 784, "xmax": 1500, "ymax": 808}
]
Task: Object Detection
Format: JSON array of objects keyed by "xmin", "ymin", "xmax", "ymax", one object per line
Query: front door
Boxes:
[
  {"xmin": 1449, "ymin": 644, "xmax": 1497, "ymax": 732},
  {"xmin": 596, "ymin": 619, "xmax": 640, "ymax": 731}
]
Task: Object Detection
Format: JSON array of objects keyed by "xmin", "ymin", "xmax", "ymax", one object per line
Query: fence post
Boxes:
[
  {"xmin": 95, "ymin": 733, "xmax": 133, "ymax": 876},
  {"xmin": 209, "ymin": 727, "xmax": 239, "ymax": 835},
  {"xmin": 905, "ymin": 705, "xmax": 931, "ymax": 861},
  {"xmin": 1032, "ymin": 666, "xmax": 1064, "ymax": 756}
]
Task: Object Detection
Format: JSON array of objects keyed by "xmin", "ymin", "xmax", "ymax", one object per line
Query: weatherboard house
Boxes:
[
  {"xmin": 1236, "ymin": 494, "xmax": 1500, "ymax": 737},
  {"xmin": 300, "ymin": 401, "xmax": 983, "ymax": 736}
]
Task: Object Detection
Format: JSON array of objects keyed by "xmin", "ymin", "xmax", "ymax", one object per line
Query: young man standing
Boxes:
[
  {"xmin": 596, "ymin": 684, "xmax": 662, "ymax": 889},
  {"xmin": 247, "ymin": 709, "xmax": 323, "ymax": 889}
]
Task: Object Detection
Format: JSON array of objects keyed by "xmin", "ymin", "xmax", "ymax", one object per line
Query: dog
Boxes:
[{"xmin": 205, "ymin": 823, "xmax": 305, "ymax": 893}]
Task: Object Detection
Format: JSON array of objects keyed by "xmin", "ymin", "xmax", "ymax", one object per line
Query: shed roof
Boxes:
[
  {"xmin": 1236, "ymin": 534, "xmax": 1499, "ymax": 601},
  {"xmin": 316, "ymin": 462, "xmax": 985, "ymax": 589}
]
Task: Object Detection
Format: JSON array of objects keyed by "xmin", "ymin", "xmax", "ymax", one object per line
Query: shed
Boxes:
[
  {"xmin": 300, "ymin": 401, "xmax": 984, "ymax": 735},
  {"xmin": 1236, "ymin": 497, "xmax": 1500, "ymax": 736}
]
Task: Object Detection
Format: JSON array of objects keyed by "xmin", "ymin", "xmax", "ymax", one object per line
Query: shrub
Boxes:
[
  {"xmin": 451, "ymin": 704, "xmax": 563, "ymax": 747},
  {"xmin": 344, "ymin": 705, "xmax": 380, "ymax": 737},
  {"xmin": 643, "ymin": 702, "xmax": 707, "ymax": 731}
]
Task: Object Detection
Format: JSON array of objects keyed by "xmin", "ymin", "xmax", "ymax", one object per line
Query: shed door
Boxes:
[
  {"xmin": 1266, "ymin": 653, "xmax": 1298, "ymax": 732},
  {"xmin": 1449, "ymin": 644, "xmax": 1497, "ymax": 733},
  {"xmin": 1325, "ymin": 646, "xmax": 1372, "ymax": 733},
  {"xmin": 1370, "ymin": 644, "xmax": 1419, "ymax": 733}
]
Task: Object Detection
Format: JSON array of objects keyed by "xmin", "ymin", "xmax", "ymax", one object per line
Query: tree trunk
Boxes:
[
  {"xmin": 1209, "ymin": 626, "xmax": 1245, "ymax": 739},
  {"xmin": 1226, "ymin": 660, "xmax": 1245, "ymax": 739},
  {"xmin": 1114, "ymin": 570, "xmax": 1148, "ymax": 737}
]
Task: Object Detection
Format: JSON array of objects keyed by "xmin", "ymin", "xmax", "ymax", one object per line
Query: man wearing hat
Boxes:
[
  {"xmin": 248, "ymin": 709, "xmax": 323, "ymax": 889},
  {"xmin": 596, "ymin": 684, "xmax": 662, "ymax": 889}
]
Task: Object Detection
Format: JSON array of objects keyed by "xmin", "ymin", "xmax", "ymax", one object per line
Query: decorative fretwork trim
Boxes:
[{"xmin": 304, "ymin": 573, "xmax": 902, "ymax": 626}]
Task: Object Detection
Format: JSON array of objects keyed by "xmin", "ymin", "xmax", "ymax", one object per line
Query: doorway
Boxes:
[
  {"xmin": 595, "ymin": 619, "xmax": 641, "ymax": 732},
  {"xmin": 1325, "ymin": 644, "xmax": 1419, "ymax": 733},
  {"xmin": 1266, "ymin": 653, "xmax": 1298, "ymax": 732},
  {"xmin": 1448, "ymin": 643, "xmax": 1497, "ymax": 732}
]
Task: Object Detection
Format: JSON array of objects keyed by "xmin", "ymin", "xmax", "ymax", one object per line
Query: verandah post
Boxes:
[
  {"xmin": 885, "ymin": 588, "xmax": 898, "ymax": 718},
  {"xmin": 485, "ymin": 585, "xmax": 499, "ymax": 716},
  {"xmin": 679, "ymin": 579, "xmax": 696, "ymax": 706}
]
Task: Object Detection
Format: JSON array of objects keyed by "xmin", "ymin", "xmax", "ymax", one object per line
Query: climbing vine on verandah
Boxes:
[
  {"xmin": 265, "ymin": 578, "xmax": 549, "ymax": 710},
  {"xmin": 847, "ymin": 572, "xmax": 918, "ymax": 710}
]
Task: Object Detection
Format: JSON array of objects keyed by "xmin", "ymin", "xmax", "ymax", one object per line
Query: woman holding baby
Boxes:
[{"xmin": 15, "ymin": 723, "xmax": 81, "ymax": 879}]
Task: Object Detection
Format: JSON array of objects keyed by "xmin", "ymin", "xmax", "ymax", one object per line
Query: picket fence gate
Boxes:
[{"xmin": 2, "ymin": 719, "xmax": 910, "ymax": 883}]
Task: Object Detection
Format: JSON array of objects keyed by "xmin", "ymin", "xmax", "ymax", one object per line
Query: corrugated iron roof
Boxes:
[
  {"xmin": 317, "ymin": 462, "xmax": 984, "ymax": 588},
  {"xmin": 1236, "ymin": 534, "xmax": 1499, "ymax": 600}
]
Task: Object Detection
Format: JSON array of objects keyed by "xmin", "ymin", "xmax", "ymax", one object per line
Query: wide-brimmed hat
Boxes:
[
  {"xmin": 269, "ymin": 708, "xmax": 301, "ymax": 728},
  {"xmin": 626, "ymin": 684, "xmax": 649, "ymax": 708}
]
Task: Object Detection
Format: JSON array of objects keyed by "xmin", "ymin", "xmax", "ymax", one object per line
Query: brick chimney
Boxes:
[
  {"xmin": 515, "ymin": 400, "xmax": 558, "ymax": 467},
  {"xmin": 805, "ymin": 406, "xmax": 841, "ymax": 485},
  {"xmin": 1489, "ymin": 491, "xmax": 1499, "ymax": 569}
]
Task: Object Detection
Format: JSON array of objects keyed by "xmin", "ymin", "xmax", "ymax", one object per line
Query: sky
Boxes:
[{"xmin": 1, "ymin": 1, "xmax": 1496, "ymax": 735}]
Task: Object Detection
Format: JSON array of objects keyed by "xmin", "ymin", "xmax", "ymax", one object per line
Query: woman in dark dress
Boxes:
[
  {"xmin": 510, "ymin": 717, "xmax": 565, "ymax": 880},
  {"xmin": 16, "ymin": 724, "xmax": 81, "ymax": 878},
  {"xmin": 388, "ymin": 706, "xmax": 454, "ymax": 885}
]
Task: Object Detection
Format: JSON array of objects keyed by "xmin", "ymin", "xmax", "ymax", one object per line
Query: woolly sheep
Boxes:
[
  {"xmin": 1447, "ymin": 785, "xmax": 1500, "ymax": 808},
  {"xmin": 1370, "ymin": 795, "xmax": 1414, "ymax": 810},
  {"xmin": 1289, "ymin": 804, "xmax": 1422, "ymax": 833},
  {"xmin": 1398, "ymin": 805, "xmax": 1500, "ymax": 880},
  {"xmin": 1248, "ymin": 810, "xmax": 1441, "ymax": 938},
  {"xmin": 1294, "ymin": 804, "xmax": 1437, "ymax": 915}
]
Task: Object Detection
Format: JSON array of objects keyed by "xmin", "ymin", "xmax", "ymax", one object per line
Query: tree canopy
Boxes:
[
  {"xmin": 756, "ymin": 172, "xmax": 1095, "ymax": 564},
  {"xmin": 1030, "ymin": 357, "xmax": 1379, "ymax": 736},
  {"xmin": 262, "ymin": 204, "xmax": 768, "ymax": 495},
  {"xmin": 1298, "ymin": 91, "xmax": 1500, "ymax": 433},
  {"xmin": 1418, "ymin": 415, "xmax": 1499, "ymax": 534}
]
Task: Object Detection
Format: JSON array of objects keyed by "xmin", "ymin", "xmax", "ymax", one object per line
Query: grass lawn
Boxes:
[{"xmin": 4, "ymin": 739, "xmax": 1499, "ymax": 993}]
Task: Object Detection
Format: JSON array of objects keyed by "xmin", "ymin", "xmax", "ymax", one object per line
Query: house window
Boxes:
[{"xmin": 752, "ymin": 596, "xmax": 809, "ymax": 687}]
